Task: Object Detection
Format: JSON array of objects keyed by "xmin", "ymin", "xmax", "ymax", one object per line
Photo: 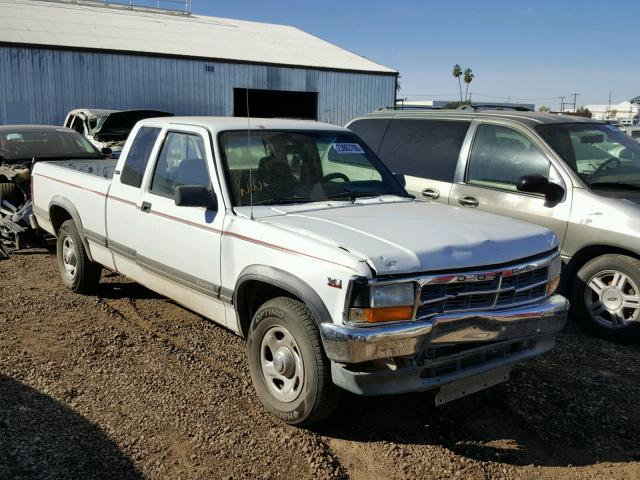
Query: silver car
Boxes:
[{"xmin": 347, "ymin": 109, "xmax": 640, "ymax": 340}]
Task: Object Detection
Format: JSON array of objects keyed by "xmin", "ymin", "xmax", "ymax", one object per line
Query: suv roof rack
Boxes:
[
  {"xmin": 456, "ymin": 104, "xmax": 535, "ymax": 112},
  {"xmin": 381, "ymin": 105, "xmax": 444, "ymax": 111}
]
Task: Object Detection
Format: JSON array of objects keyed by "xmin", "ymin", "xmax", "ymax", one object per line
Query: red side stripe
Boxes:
[{"xmin": 33, "ymin": 174, "xmax": 354, "ymax": 271}]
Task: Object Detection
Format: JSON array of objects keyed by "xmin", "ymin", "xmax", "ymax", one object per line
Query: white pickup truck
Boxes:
[{"xmin": 32, "ymin": 116, "xmax": 568, "ymax": 425}]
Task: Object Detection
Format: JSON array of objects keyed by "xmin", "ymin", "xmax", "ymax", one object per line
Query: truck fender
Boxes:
[
  {"xmin": 49, "ymin": 196, "xmax": 94, "ymax": 262},
  {"xmin": 233, "ymin": 265, "xmax": 333, "ymax": 336}
]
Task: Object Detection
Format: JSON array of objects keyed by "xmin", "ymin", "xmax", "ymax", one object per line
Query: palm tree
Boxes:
[
  {"xmin": 452, "ymin": 64, "xmax": 462, "ymax": 102},
  {"xmin": 463, "ymin": 68, "xmax": 474, "ymax": 102}
]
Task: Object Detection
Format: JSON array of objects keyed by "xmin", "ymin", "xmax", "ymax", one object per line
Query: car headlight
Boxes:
[
  {"xmin": 547, "ymin": 255, "xmax": 562, "ymax": 295},
  {"xmin": 349, "ymin": 282, "xmax": 415, "ymax": 324}
]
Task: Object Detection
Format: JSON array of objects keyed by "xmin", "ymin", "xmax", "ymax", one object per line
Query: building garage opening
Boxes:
[{"xmin": 234, "ymin": 88, "xmax": 318, "ymax": 120}]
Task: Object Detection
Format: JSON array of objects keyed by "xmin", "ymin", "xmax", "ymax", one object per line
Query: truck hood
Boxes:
[{"xmin": 260, "ymin": 201, "xmax": 557, "ymax": 274}]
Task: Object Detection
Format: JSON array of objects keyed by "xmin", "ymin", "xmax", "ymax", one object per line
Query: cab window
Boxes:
[
  {"xmin": 150, "ymin": 131, "xmax": 210, "ymax": 198},
  {"xmin": 467, "ymin": 124, "xmax": 550, "ymax": 191},
  {"xmin": 120, "ymin": 127, "xmax": 162, "ymax": 188}
]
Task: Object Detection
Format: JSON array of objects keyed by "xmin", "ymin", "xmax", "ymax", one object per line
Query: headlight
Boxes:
[
  {"xmin": 547, "ymin": 255, "xmax": 562, "ymax": 295},
  {"xmin": 349, "ymin": 282, "xmax": 415, "ymax": 324},
  {"xmin": 371, "ymin": 283, "xmax": 415, "ymax": 307}
]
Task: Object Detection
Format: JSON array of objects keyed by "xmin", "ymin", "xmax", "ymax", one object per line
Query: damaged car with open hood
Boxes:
[
  {"xmin": 0, "ymin": 125, "xmax": 107, "ymax": 257},
  {"xmin": 64, "ymin": 108, "xmax": 173, "ymax": 158}
]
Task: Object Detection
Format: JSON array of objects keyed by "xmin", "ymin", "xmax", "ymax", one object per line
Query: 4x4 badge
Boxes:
[{"xmin": 327, "ymin": 277, "xmax": 343, "ymax": 289}]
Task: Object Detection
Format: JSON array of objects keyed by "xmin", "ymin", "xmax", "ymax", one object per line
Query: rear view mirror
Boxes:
[
  {"xmin": 580, "ymin": 134, "xmax": 604, "ymax": 144},
  {"xmin": 174, "ymin": 185, "xmax": 218, "ymax": 210},
  {"xmin": 517, "ymin": 174, "xmax": 565, "ymax": 205}
]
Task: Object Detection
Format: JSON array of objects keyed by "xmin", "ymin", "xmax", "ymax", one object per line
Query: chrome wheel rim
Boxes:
[
  {"xmin": 585, "ymin": 270, "xmax": 640, "ymax": 329},
  {"xmin": 62, "ymin": 236, "xmax": 77, "ymax": 280},
  {"xmin": 260, "ymin": 325, "xmax": 304, "ymax": 403}
]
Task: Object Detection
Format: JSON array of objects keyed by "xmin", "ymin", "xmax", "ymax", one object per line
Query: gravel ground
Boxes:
[{"xmin": 1, "ymin": 249, "xmax": 639, "ymax": 480}]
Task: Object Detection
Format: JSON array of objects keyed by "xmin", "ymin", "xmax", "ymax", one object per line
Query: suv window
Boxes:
[
  {"xmin": 467, "ymin": 124, "xmax": 550, "ymax": 191},
  {"xmin": 348, "ymin": 118, "xmax": 390, "ymax": 152},
  {"xmin": 150, "ymin": 131, "xmax": 209, "ymax": 198},
  {"xmin": 377, "ymin": 119, "xmax": 470, "ymax": 182},
  {"xmin": 120, "ymin": 127, "xmax": 161, "ymax": 188}
]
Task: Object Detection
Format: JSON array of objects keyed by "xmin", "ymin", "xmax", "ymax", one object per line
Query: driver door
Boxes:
[
  {"xmin": 450, "ymin": 122, "xmax": 571, "ymax": 246},
  {"xmin": 136, "ymin": 126, "xmax": 229, "ymax": 328}
]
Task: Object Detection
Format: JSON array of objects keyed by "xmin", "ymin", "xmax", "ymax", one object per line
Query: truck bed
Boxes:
[
  {"xmin": 32, "ymin": 159, "xmax": 115, "ymax": 261},
  {"xmin": 44, "ymin": 158, "xmax": 118, "ymax": 179}
]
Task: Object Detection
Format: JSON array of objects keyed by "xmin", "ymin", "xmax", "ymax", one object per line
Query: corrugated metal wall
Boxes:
[{"xmin": 0, "ymin": 46, "xmax": 396, "ymax": 126}]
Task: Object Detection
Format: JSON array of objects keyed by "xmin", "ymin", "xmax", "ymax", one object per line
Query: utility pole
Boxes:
[
  {"xmin": 560, "ymin": 96, "xmax": 565, "ymax": 113},
  {"xmin": 607, "ymin": 90, "xmax": 612, "ymax": 119},
  {"xmin": 571, "ymin": 93, "xmax": 579, "ymax": 112}
]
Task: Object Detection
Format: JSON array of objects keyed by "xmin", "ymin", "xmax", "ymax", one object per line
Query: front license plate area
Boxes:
[{"xmin": 435, "ymin": 366, "xmax": 511, "ymax": 406}]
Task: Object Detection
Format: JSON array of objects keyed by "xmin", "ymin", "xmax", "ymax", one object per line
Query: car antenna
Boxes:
[{"xmin": 246, "ymin": 88, "xmax": 254, "ymax": 220}]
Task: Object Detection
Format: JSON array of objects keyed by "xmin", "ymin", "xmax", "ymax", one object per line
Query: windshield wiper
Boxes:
[
  {"xmin": 253, "ymin": 196, "xmax": 313, "ymax": 206},
  {"xmin": 324, "ymin": 191, "xmax": 415, "ymax": 202},
  {"xmin": 590, "ymin": 182, "xmax": 640, "ymax": 191},
  {"xmin": 324, "ymin": 191, "xmax": 385, "ymax": 202}
]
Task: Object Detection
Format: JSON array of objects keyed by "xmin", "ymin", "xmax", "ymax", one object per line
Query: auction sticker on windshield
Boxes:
[{"xmin": 334, "ymin": 143, "xmax": 365, "ymax": 154}]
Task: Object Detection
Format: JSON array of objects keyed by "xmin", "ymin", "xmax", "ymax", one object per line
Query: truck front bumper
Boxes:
[{"xmin": 319, "ymin": 294, "xmax": 568, "ymax": 396}]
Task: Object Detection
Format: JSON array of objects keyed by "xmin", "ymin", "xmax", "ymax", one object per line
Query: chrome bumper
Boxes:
[{"xmin": 320, "ymin": 294, "xmax": 569, "ymax": 364}]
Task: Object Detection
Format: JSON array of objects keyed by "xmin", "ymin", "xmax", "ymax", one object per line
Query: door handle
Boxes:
[
  {"xmin": 458, "ymin": 196, "xmax": 479, "ymax": 208},
  {"xmin": 421, "ymin": 188, "xmax": 440, "ymax": 200},
  {"xmin": 141, "ymin": 201, "xmax": 152, "ymax": 213}
]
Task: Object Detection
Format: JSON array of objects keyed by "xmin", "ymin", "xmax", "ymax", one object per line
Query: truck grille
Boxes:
[{"xmin": 415, "ymin": 260, "xmax": 551, "ymax": 319}]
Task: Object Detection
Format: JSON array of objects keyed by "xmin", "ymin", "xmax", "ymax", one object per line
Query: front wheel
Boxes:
[
  {"xmin": 56, "ymin": 220, "xmax": 101, "ymax": 294},
  {"xmin": 572, "ymin": 254, "xmax": 640, "ymax": 341},
  {"xmin": 247, "ymin": 297, "xmax": 341, "ymax": 426}
]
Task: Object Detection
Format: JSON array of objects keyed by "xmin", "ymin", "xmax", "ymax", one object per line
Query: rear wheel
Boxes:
[
  {"xmin": 572, "ymin": 254, "xmax": 640, "ymax": 341},
  {"xmin": 56, "ymin": 220, "xmax": 101, "ymax": 294},
  {"xmin": 247, "ymin": 297, "xmax": 341, "ymax": 426}
]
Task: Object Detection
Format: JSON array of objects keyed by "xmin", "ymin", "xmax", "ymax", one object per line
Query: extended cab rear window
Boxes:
[
  {"xmin": 377, "ymin": 119, "xmax": 470, "ymax": 182},
  {"xmin": 120, "ymin": 127, "xmax": 161, "ymax": 188}
]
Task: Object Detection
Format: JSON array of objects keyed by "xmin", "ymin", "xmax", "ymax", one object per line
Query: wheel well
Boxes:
[
  {"xmin": 49, "ymin": 205, "xmax": 73, "ymax": 235},
  {"xmin": 235, "ymin": 280, "xmax": 298, "ymax": 338},
  {"xmin": 565, "ymin": 245, "xmax": 640, "ymax": 284}
]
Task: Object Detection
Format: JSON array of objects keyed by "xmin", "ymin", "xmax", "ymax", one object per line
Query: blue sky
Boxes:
[{"xmin": 190, "ymin": 0, "xmax": 638, "ymax": 109}]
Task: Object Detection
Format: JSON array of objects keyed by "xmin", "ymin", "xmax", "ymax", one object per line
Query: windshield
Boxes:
[
  {"xmin": 0, "ymin": 128, "xmax": 101, "ymax": 162},
  {"xmin": 537, "ymin": 123, "xmax": 640, "ymax": 189},
  {"xmin": 219, "ymin": 130, "xmax": 408, "ymax": 206}
]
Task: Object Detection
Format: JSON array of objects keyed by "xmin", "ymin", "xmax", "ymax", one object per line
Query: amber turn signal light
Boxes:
[
  {"xmin": 349, "ymin": 306, "xmax": 414, "ymax": 323},
  {"xmin": 547, "ymin": 276, "xmax": 560, "ymax": 295}
]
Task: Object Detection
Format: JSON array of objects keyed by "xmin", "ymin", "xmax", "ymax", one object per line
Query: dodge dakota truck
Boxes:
[{"xmin": 32, "ymin": 117, "xmax": 568, "ymax": 426}]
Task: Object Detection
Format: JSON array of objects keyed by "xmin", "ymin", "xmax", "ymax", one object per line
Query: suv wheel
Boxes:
[
  {"xmin": 247, "ymin": 297, "xmax": 341, "ymax": 426},
  {"xmin": 572, "ymin": 254, "xmax": 640, "ymax": 341}
]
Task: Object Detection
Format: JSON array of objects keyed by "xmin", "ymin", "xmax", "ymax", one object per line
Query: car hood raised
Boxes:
[{"xmin": 259, "ymin": 200, "xmax": 558, "ymax": 274}]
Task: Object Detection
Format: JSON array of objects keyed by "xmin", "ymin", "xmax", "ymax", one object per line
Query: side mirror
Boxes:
[
  {"xmin": 517, "ymin": 174, "xmax": 565, "ymax": 205},
  {"xmin": 394, "ymin": 173, "xmax": 406, "ymax": 188},
  {"xmin": 101, "ymin": 147, "xmax": 113, "ymax": 157},
  {"xmin": 174, "ymin": 185, "xmax": 218, "ymax": 210}
]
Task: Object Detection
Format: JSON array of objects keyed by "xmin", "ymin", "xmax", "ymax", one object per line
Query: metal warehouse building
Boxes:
[{"xmin": 0, "ymin": 0, "xmax": 397, "ymax": 126}]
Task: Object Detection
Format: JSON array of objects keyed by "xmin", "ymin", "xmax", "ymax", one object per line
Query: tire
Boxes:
[
  {"xmin": 571, "ymin": 254, "xmax": 640, "ymax": 341},
  {"xmin": 56, "ymin": 220, "xmax": 101, "ymax": 294},
  {"xmin": 247, "ymin": 296, "xmax": 341, "ymax": 426},
  {"xmin": 0, "ymin": 181, "xmax": 20, "ymax": 207}
]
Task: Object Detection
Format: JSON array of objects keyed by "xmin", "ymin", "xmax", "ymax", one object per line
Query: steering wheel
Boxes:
[
  {"xmin": 591, "ymin": 157, "xmax": 620, "ymax": 178},
  {"xmin": 322, "ymin": 172, "xmax": 350, "ymax": 183}
]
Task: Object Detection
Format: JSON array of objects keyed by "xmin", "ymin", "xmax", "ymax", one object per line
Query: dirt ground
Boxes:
[{"xmin": 1, "ymin": 250, "xmax": 639, "ymax": 480}]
